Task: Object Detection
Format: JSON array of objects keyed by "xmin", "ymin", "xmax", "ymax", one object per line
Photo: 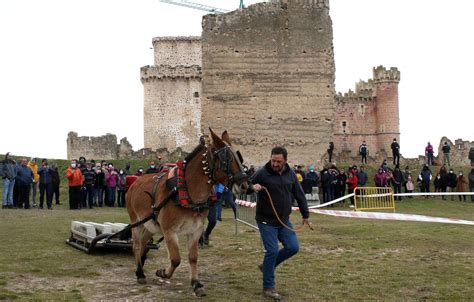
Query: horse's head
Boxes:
[{"xmin": 208, "ymin": 128, "xmax": 249, "ymax": 195}]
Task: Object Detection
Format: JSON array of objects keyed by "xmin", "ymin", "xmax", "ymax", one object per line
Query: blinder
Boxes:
[{"xmin": 213, "ymin": 145, "xmax": 248, "ymax": 186}]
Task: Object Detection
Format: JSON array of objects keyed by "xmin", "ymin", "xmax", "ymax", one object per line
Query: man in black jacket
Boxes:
[
  {"xmin": 249, "ymin": 146, "xmax": 311, "ymax": 300},
  {"xmin": 391, "ymin": 138, "xmax": 400, "ymax": 166}
]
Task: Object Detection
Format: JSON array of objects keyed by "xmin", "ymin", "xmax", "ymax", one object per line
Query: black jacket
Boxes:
[{"xmin": 250, "ymin": 161, "xmax": 309, "ymax": 226}]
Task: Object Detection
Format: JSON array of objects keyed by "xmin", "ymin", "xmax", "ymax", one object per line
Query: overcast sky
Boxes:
[{"xmin": 0, "ymin": 0, "xmax": 472, "ymax": 160}]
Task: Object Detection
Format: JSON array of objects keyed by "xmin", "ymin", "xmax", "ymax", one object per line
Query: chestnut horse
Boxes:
[{"xmin": 125, "ymin": 129, "xmax": 249, "ymax": 296}]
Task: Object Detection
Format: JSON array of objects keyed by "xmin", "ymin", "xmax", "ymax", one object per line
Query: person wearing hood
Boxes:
[
  {"xmin": 456, "ymin": 171, "xmax": 468, "ymax": 201},
  {"xmin": 374, "ymin": 168, "xmax": 388, "ymax": 187},
  {"xmin": 357, "ymin": 166, "xmax": 368, "ymax": 187},
  {"xmin": 1, "ymin": 152, "xmax": 17, "ymax": 209},
  {"xmin": 446, "ymin": 169, "xmax": 457, "ymax": 201},
  {"xmin": 27, "ymin": 158, "xmax": 39, "ymax": 207},
  {"xmin": 304, "ymin": 165, "xmax": 319, "ymax": 193},
  {"xmin": 419, "ymin": 165, "xmax": 432, "ymax": 198},
  {"xmin": 66, "ymin": 159, "xmax": 83, "ymax": 210},
  {"xmin": 468, "ymin": 168, "xmax": 474, "ymax": 202}
]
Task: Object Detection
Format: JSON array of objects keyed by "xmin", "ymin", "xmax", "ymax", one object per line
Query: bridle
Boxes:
[{"xmin": 202, "ymin": 143, "xmax": 248, "ymax": 187}]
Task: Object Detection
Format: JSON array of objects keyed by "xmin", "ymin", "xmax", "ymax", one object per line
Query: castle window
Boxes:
[
  {"xmin": 193, "ymin": 92, "xmax": 199, "ymax": 98},
  {"xmin": 359, "ymin": 104, "xmax": 365, "ymax": 116},
  {"xmin": 342, "ymin": 121, "xmax": 347, "ymax": 133}
]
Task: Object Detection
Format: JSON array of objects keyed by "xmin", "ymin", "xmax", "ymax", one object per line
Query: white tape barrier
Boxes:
[
  {"xmin": 235, "ymin": 199, "xmax": 474, "ymax": 226},
  {"xmin": 308, "ymin": 193, "xmax": 354, "ymax": 209},
  {"xmin": 394, "ymin": 192, "xmax": 474, "ymax": 197}
]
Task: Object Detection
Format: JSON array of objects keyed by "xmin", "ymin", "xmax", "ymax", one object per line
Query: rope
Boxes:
[{"xmin": 261, "ymin": 186, "xmax": 312, "ymax": 233}]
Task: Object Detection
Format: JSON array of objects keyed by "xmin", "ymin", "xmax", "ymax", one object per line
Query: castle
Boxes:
[{"xmin": 140, "ymin": 0, "xmax": 400, "ymax": 165}]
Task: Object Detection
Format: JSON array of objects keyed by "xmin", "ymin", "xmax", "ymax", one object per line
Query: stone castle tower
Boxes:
[
  {"xmin": 141, "ymin": 0, "xmax": 400, "ymax": 165},
  {"xmin": 141, "ymin": 36, "xmax": 202, "ymax": 152},
  {"xmin": 334, "ymin": 66, "xmax": 400, "ymax": 155}
]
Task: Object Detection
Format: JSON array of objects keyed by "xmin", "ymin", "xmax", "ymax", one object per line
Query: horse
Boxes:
[{"xmin": 125, "ymin": 129, "xmax": 249, "ymax": 297}]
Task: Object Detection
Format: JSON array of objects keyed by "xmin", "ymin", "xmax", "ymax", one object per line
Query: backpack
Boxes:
[{"xmin": 360, "ymin": 145, "xmax": 368, "ymax": 155}]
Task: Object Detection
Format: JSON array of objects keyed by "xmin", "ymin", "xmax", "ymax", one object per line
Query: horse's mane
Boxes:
[{"xmin": 185, "ymin": 144, "xmax": 206, "ymax": 163}]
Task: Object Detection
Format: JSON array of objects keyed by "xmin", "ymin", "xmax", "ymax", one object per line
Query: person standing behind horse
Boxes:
[
  {"xmin": 66, "ymin": 159, "xmax": 83, "ymax": 210},
  {"xmin": 249, "ymin": 146, "xmax": 311, "ymax": 300}
]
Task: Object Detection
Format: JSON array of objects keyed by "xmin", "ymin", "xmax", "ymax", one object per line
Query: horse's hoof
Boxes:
[
  {"xmin": 137, "ymin": 278, "xmax": 146, "ymax": 284},
  {"xmin": 194, "ymin": 287, "xmax": 207, "ymax": 297},
  {"xmin": 156, "ymin": 269, "xmax": 168, "ymax": 278}
]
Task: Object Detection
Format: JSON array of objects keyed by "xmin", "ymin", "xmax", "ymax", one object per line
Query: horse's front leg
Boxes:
[
  {"xmin": 132, "ymin": 226, "xmax": 153, "ymax": 284},
  {"xmin": 187, "ymin": 227, "xmax": 206, "ymax": 297},
  {"xmin": 156, "ymin": 232, "xmax": 181, "ymax": 279}
]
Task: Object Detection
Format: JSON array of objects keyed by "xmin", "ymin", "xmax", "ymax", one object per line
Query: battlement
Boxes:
[
  {"xmin": 140, "ymin": 65, "xmax": 201, "ymax": 82},
  {"xmin": 152, "ymin": 36, "xmax": 201, "ymax": 44},
  {"xmin": 336, "ymin": 79, "xmax": 375, "ymax": 103},
  {"xmin": 268, "ymin": 0, "xmax": 329, "ymax": 8},
  {"xmin": 373, "ymin": 65, "xmax": 400, "ymax": 83}
]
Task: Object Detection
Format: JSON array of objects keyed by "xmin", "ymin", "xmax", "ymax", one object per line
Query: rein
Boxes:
[{"xmin": 261, "ymin": 186, "xmax": 311, "ymax": 233}]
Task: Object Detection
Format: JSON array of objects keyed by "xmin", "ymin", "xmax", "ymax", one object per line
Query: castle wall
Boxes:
[
  {"xmin": 437, "ymin": 137, "xmax": 474, "ymax": 166},
  {"xmin": 201, "ymin": 0, "xmax": 335, "ymax": 166},
  {"xmin": 67, "ymin": 132, "xmax": 118, "ymax": 160}
]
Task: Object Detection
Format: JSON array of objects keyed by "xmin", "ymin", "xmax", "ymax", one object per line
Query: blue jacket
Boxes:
[
  {"xmin": 38, "ymin": 166, "xmax": 54, "ymax": 184},
  {"xmin": 16, "ymin": 164, "xmax": 33, "ymax": 185},
  {"xmin": 250, "ymin": 161, "xmax": 309, "ymax": 226}
]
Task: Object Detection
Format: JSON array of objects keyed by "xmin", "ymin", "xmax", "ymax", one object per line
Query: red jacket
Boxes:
[
  {"xmin": 346, "ymin": 175, "xmax": 358, "ymax": 190},
  {"xmin": 66, "ymin": 166, "xmax": 83, "ymax": 187}
]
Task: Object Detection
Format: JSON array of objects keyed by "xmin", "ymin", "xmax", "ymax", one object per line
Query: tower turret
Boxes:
[{"xmin": 373, "ymin": 66, "xmax": 401, "ymax": 153}]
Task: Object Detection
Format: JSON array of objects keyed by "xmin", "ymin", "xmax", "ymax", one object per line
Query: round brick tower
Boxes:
[{"xmin": 373, "ymin": 66, "xmax": 401, "ymax": 154}]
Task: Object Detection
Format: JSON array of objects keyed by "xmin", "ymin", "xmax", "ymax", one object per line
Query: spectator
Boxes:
[
  {"xmin": 16, "ymin": 158, "xmax": 34, "ymax": 209},
  {"xmin": 405, "ymin": 172, "xmax": 414, "ymax": 197},
  {"xmin": 346, "ymin": 170, "xmax": 358, "ymax": 208},
  {"xmin": 135, "ymin": 167, "xmax": 144, "ymax": 176},
  {"xmin": 456, "ymin": 171, "xmax": 467, "ymax": 201},
  {"xmin": 1, "ymin": 153, "xmax": 17, "ymax": 209},
  {"xmin": 51, "ymin": 164, "xmax": 60, "ymax": 205},
  {"xmin": 303, "ymin": 165, "xmax": 319, "ymax": 194},
  {"xmin": 374, "ymin": 168, "xmax": 388, "ymax": 187},
  {"xmin": 391, "ymin": 138, "xmax": 400, "ymax": 166},
  {"xmin": 105, "ymin": 165, "xmax": 118, "ymax": 206},
  {"xmin": 391, "ymin": 166, "xmax": 405, "ymax": 200},
  {"xmin": 334, "ymin": 168, "xmax": 346, "ymax": 200},
  {"xmin": 27, "ymin": 158, "xmax": 39, "ymax": 208},
  {"xmin": 419, "ymin": 165, "xmax": 432, "ymax": 197},
  {"xmin": 37, "ymin": 159, "xmax": 54, "ymax": 209},
  {"xmin": 94, "ymin": 163, "xmax": 105, "ymax": 207},
  {"xmin": 78, "ymin": 157, "xmax": 88, "ymax": 208},
  {"xmin": 145, "ymin": 161, "xmax": 159, "ymax": 174},
  {"xmin": 66, "ymin": 159, "xmax": 83, "ymax": 210},
  {"xmin": 469, "ymin": 168, "xmax": 474, "ymax": 202},
  {"xmin": 442, "ymin": 141, "xmax": 451, "ymax": 167},
  {"xmin": 425, "ymin": 142, "xmax": 435, "ymax": 166},
  {"xmin": 327, "ymin": 142, "xmax": 334, "ymax": 163},
  {"xmin": 381, "ymin": 159, "xmax": 389, "ymax": 172},
  {"xmin": 82, "ymin": 162, "xmax": 96, "ymax": 209},
  {"xmin": 403, "ymin": 166, "xmax": 411, "ymax": 193},
  {"xmin": 123, "ymin": 162, "xmax": 132, "ymax": 176},
  {"xmin": 221, "ymin": 186, "xmax": 237, "ymax": 218},
  {"xmin": 117, "ymin": 169, "xmax": 127, "ymax": 207},
  {"xmin": 469, "ymin": 147, "xmax": 474, "ymax": 167},
  {"xmin": 359, "ymin": 141, "xmax": 369, "ymax": 164},
  {"xmin": 434, "ymin": 174, "xmax": 442, "ymax": 195},
  {"xmin": 320, "ymin": 168, "xmax": 332, "ymax": 204},
  {"xmin": 446, "ymin": 168, "xmax": 457, "ymax": 201},
  {"xmin": 294, "ymin": 166, "xmax": 304, "ymax": 184},
  {"xmin": 439, "ymin": 166, "xmax": 448, "ymax": 200},
  {"xmin": 357, "ymin": 166, "xmax": 368, "ymax": 187},
  {"xmin": 200, "ymin": 183, "xmax": 225, "ymax": 247}
]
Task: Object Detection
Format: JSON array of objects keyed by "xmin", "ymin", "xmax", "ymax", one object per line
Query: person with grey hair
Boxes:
[{"xmin": 1, "ymin": 153, "xmax": 17, "ymax": 209}]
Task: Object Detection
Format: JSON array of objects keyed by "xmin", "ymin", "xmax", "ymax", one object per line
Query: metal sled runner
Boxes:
[{"xmin": 65, "ymin": 221, "xmax": 160, "ymax": 254}]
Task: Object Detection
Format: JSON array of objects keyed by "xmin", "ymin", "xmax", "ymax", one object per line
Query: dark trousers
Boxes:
[
  {"xmin": 39, "ymin": 182, "xmax": 53, "ymax": 208},
  {"xmin": 348, "ymin": 188, "xmax": 355, "ymax": 205},
  {"xmin": 85, "ymin": 185, "xmax": 94, "ymax": 208},
  {"xmin": 328, "ymin": 150, "xmax": 333, "ymax": 162},
  {"xmin": 52, "ymin": 184, "xmax": 60, "ymax": 204},
  {"xmin": 204, "ymin": 206, "xmax": 217, "ymax": 239},
  {"xmin": 361, "ymin": 154, "xmax": 367, "ymax": 164},
  {"xmin": 421, "ymin": 181, "xmax": 430, "ymax": 193},
  {"xmin": 17, "ymin": 181, "xmax": 31, "ymax": 209},
  {"xmin": 393, "ymin": 183, "xmax": 402, "ymax": 200},
  {"xmin": 69, "ymin": 186, "xmax": 82, "ymax": 209},
  {"xmin": 117, "ymin": 189, "xmax": 126, "ymax": 207},
  {"xmin": 393, "ymin": 153, "xmax": 400, "ymax": 165},
  {"xmin": 81, "ymin": 186, "xmax": 88, "ymax": 208}
]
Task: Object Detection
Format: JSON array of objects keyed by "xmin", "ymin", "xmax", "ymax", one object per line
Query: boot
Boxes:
[{"xmin": 263, "ymin": 288, "xmax": 282, "ymax": 300}]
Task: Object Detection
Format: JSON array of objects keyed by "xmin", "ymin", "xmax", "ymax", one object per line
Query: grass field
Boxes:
[{"xmin": 0, "ymin": 196, "xmax": 473, "ymax": 301}]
